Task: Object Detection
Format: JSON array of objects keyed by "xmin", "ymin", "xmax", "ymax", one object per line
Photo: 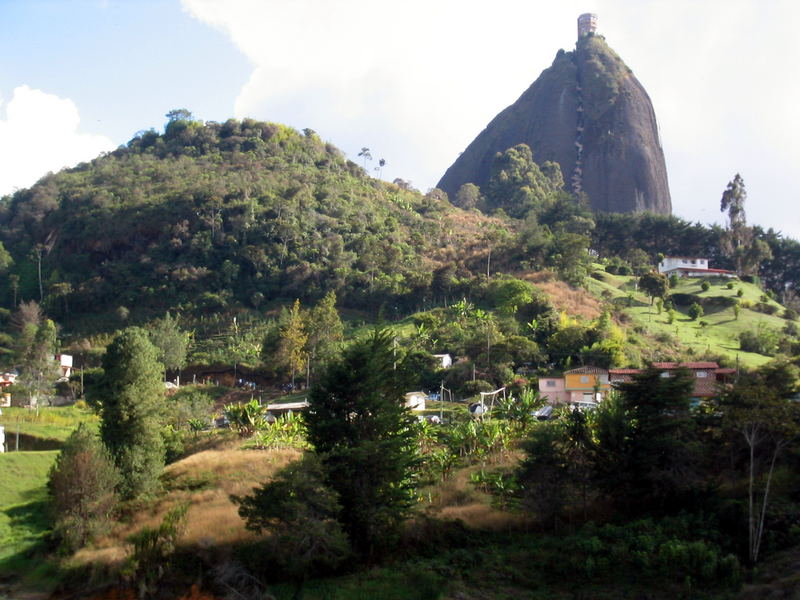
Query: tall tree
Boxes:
[
  {"xmin": 90, "ymin": 327, "xmax": 165, "ymax": 499},
  {"xmin": 305, "ymin": 291, "xmax": 344, "ymax": 385},
  {"xmin": 598, "ymin": 368, "xmax": 700, "ymax": 513},
  {"xmin": 357, "ymin": 147, "xmax": 372, "ymax": 169},
  {"xmin": 638, "ymin": 271, "xmax": 668, "ymax": 305},
  {"xmin": 17, "ymin": 317, "xmax": 60, "ymax": 407},
  {"xmin": 277, "ymin": 299, "xmax": 308, "ymax": 388},
  {"xmin": 305, "ymin": 329, "xmax": 418, "ymax": 556},
  {"xmin": 718, "ymin": 364, "xmax": 800, "ymax": 564},
  {"xmin": 720, "ymin": 173, "xmax": 751, "ymax": 274},
  {"xmin": 147, "ymin": 312, "xmax": 191, "ymax": 377}
]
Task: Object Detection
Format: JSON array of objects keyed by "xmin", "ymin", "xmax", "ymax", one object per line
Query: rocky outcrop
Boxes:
[{"xmin": 438, "ymin": 35, "xmax": 671, "ymax": 215}]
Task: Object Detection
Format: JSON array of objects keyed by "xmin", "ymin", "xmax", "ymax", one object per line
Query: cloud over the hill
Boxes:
[{"xmin": 0, "ymin": 86, "xmax": 115, "ymax": 196}]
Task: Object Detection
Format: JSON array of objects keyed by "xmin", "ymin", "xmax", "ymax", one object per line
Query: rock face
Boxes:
[{"xmin": 437, "ymin": 35, "xmax": 671, "ymax": 215}]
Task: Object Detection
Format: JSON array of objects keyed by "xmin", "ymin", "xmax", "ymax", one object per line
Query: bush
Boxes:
[
  {"xmin": 755, "ymin": 302, "xmax": 779, "ymax": 315},
  {"xmin": 740, "ymin": 324, "xmax": 780, "ymax": 355},
  {"xmin": 461, "ymin": 379, "xmax": 494, "ymax": 397},
  {"xmin": 687, "ymin": 303, "xmax": 704, "ymax": 321},
  {"xmin": 726, "ymin": 282, "xmax": 734, "ymax": 290},
  {"xmin": 737, "ymin": 288, "xmax": 744, "ymax": 297},
  {"xmin": 47, "ymin": 424, "xmax": 120, "ymax": 551},
  {"xmin": 124, "ymin": 504, "xmax": 188, "ymax": 596},
  {"xmin": 232, "ymin": 455, "xmax": 350, "ymax": 585},
  {"xmin": 783, "ymin": 308, "xmax": 798, "ymax": 321},
  {"xmin": 669, "ymin": 274, "xmax": 679, "ymax": 288},
  {"xmin": 700, "ymin": 281, "xmax": 710, "ymax": 292}
]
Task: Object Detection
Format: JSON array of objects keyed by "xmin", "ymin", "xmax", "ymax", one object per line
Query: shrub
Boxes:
[
  {"xmin": 233, "ymin": 455, "xmax": 350, "ymax": 586},
  {"xmin": 740, "ymin": 324, "xmax": 780, "ymax": 355},
  {"xmin": 669, "ymin": 274, "xmax": 679, "ymax": 288},
  {"xmin": 687, "ymin": 303, "xmax": 704, "ymax": 321},
  {"xmin": 124, "ymin": 504, "xmax": 188, "ymax": 597},
  {"xmin": 700, "ymin": 281, "xmax": 710, "ymax": 292},
  {"xmin": 737, "ymin": 288, "xmax": 744, "ymax": 297},
  {"xmin": 726, "ymin": 282, "xmax": 734, "ymax": 290},
  {"xmin": 461, "ymin": 379, "xmax": 494, "ymax": 397},
  {"xmin": 783, "ymin": 308, "xmax": 798, "ymax": 321},
  {"xmin": 47, "ymin": 424, "xmax": 120, "ymax": 551},
  {"xmin": 756, "ymin": 302, "xmax": 779, "ymax": 315}
]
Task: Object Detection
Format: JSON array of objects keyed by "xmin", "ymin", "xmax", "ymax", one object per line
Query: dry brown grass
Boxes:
[
  {"xmin": 73, "ymin": 446, "xmax": 302, "ymax": 570},
  {"xmin": 420, "ymin": 461, "xmax": 527, "ymax": 532},
  {"xmin": 521, "ymin": 271, "xmax": 602, "ymax": 320}
]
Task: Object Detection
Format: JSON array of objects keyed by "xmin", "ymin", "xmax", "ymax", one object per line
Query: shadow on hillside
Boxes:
[{"xmin": 5, "ymin": 499, "xmax": 50, "ymax": 536}]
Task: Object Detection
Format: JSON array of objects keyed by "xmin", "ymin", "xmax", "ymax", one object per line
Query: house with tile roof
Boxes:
[
  {"xmin": 541, "ymin": 362, "xmax": 736, "ymax": 408},
  {"xmin": 609, "ymin": 362, "xmax": 735, "ymax": 401},
  {"xmin": 658, "ymin": 257, "xmax": 735, "ymax": 279}
]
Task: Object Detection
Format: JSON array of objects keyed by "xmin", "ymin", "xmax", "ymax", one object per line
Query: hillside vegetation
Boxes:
[
  {"xmin": 587, "ymin": 269, "xmax": 792, "ymax": 368},
  {"xmin": 0, "ymin": 117, "xmax": 493, "ymax": 327},
  {"xmin": 1, "ymin": 113, "xmax": 800, "ymax": 599}
]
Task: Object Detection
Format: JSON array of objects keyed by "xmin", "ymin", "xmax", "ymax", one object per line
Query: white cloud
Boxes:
[
  {"xmin": 0, "ymin": 85, "xmax": 115, "ymax": 196},
  {"xmin": 183, "ymin": 0, "xmax": 800, "ymax": 238}
]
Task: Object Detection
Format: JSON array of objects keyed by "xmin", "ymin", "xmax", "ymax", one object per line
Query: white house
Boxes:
[
  {"xmin": 404, "ymin": 391, "xmax": 427, "ymax": 411},
  {"xmin": 56, "ymin": 354, "xmax": 73, "ymax": 378},
  {"xmin": 432, "ymin": 353, "xmax": 452, "ymax": 369},
  {"xmin": 658, "ymin": 257, "xmax": 734, "ymax": 278}
]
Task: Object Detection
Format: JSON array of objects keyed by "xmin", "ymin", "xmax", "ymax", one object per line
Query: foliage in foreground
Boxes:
[{"xmin": 47, "ymin": 423, "xmax": 119, "ymax": 551}]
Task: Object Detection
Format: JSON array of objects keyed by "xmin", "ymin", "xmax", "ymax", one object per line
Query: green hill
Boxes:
[
  {"xmin": 587, "ymin": 268, "xmax": 791, "ymax": 368},
  {"xmin": 0, "ymin": 117, "xmax": 492, "ymax": 330}
]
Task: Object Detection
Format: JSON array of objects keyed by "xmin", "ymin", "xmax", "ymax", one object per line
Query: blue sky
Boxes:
[{"xmin": 2, "ymin": 0, "xmax": 799, "ymax": 242}]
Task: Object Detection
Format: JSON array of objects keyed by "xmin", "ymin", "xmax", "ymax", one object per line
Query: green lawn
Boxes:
[
  {"xmin": 587, "ymin": 271, "xmax": 789, "ymax": 368},
  {"xmin": 0, "ymin": 450, "xmax": 59, "ymax": 586},
  {"xmin": 0, "ymin": 405, "xmax": 98, "ymax": 443}
]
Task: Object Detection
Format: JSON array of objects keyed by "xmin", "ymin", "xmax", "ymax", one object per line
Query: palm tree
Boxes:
[{"xmin": 358, "ymin": 147, "xmax": 372, "ymax": 169}]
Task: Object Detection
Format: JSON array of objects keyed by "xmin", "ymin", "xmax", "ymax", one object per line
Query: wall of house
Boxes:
[
  {"xmin": 539, "ymin": 378, "xmax": 568, "ymax": 404},
  {"xmin": 659, "ymin": 257, "xmax": 708, "ymax": 274}
]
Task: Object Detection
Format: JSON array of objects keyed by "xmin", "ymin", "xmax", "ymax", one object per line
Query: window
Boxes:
[
  {"xmin": 660, "ymin": 371, "xmax": 670, "ymax": 378},
  {"xmin": 580, "ymin": 376, "xmax": 589, "ymax": 383},
  {"xmin": 546, "ymin": 380, "xmax": 556, "ymax": 387},
  {"xmin": 696, "ymin": 371, "xmax": 707, "ymax": 378}
]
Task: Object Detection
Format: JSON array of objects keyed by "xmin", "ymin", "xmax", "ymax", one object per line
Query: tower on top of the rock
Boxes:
[{"xmin": 577, "ymin": 13, "xmax": 598, "ymax": 39}]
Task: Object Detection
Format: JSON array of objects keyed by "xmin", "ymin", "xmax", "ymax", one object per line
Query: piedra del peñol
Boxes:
[{"xmin": 438, "ymin": 14, "xmax": 672, "ymax": 216}]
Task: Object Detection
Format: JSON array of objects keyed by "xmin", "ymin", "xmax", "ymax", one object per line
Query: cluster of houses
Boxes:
[
  {"xmin": 538, "ymin": 362, "xmax": 736, "ymax": 410},
  {"xmin": 0, "ymin": 354, "xmax": 73, "ymax": 408}
]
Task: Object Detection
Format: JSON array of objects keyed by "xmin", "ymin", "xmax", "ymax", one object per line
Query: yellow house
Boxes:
[{"xmin": 563, "ymin": 366, "xmax": 611, "ymax": 405}]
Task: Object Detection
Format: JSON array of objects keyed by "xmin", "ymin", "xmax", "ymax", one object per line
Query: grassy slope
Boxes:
[
  {"xmin": 0, "ymin": 406, "xmax": 97, "ymax": 594},
  {"xmin": 586, "ymin": 270, "xmax": 788, "ymax": 368},
  {"xmin": 0, "ymin": 405, "xmax": 98, "ymax": 443},
  {"xmin": 0, "ymin": 450, "xmax": 59, "ymax": 588}
]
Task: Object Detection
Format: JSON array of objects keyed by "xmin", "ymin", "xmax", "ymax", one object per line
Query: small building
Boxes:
[
  {"xmin": 265, "ymin": 400, "xmax": 310, "ymax": 420},
  {"xmin": 658, "ymin": 257, "xmax": 735, "ymax": 279},
  {"xmin": 404, "ymin": 391, "xmax": 427, "ymax": 411},
  {"xmin": 564, "ymin": 366, "xmax": 611, "ymax": 405},
  {"xmin": 0, "ymin": 372, "xmax": 16, "ymax": 407},
  {"xmin": 56, "ymin": 354, "xmax": 73, "ymax": 378},
  {"xmin": 539, "ymin": 366, "xmax": 611, "ymax": 408},
  {"xmin": 610, "ymin": 362, "xmax": 735, "ymax": 402},
  {"xmin": 577, "ymin": 13, "xmax": 598, "ymax": 38},
  {"xmin": 432, "ymin": 353, "xmax": 453, "ymax": 369}
]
